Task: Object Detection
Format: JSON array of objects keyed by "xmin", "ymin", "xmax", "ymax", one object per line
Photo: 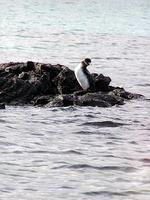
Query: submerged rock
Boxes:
[{"xmin": 0, "ymin": 61, "xmax": 143, "ymax": 107}]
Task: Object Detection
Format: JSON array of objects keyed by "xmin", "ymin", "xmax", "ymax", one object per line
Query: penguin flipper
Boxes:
[{"xmin": 82, "ymin": 68, "xmax": 96, "ymax": 92}]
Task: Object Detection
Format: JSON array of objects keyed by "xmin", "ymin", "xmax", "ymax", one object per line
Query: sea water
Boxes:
[{"xmin": 0, "ymin": 0, "xmax": 150, "ymax": 199}]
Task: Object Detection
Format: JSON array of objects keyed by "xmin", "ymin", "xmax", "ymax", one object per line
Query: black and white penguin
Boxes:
[{"xmin": 74, "ymin": 58, "xmax": 95, "ymax": 92}]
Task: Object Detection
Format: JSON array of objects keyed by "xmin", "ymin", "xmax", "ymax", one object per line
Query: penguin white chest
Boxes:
[{"xmin": 74, "ymin": 64, "xmax": 90, "ymax": 90}]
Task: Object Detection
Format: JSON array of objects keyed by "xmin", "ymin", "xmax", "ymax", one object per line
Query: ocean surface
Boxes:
[{"xmin": 0, "ymin": 0, "xmax": 150, "ymax": 199}]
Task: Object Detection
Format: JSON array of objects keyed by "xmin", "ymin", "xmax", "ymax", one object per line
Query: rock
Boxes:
[
  {"xmin": 46, "ymin": 92, "xmax": 124, "ymax": 107},
  {"xmin": 0, "ymin": 61, "xmax": 143, "ymax": 107},
  {"xmin": 35, "ymin": 63, "xmax": 63, "ymax": 78},
  {"xmin": 4, "ymin": 62, "xmax": 24, "ymax": 74},
  {"xmin": 46, "ymin": 94, "xmax": 74, "ymax": 107},
  {"xmin": 19, "ymin": 61, "xmax": 36, "ymax": 73},
  {"xmin": 0, "ymin": 103, "xmax": 5, "ymax": 109},
  {"xmin": 34, "ymin": 95, "xmax": 53, "ymax": 106},
  {"xmin": 25, "ymin": 61, "xmax": 35, "ymax": 72},
  {"xmin": 95, "ymin": 73, "xmax": 111, "ymax": 92},
  {"xmin": 2, "ymin": 61, "xmax": 35, "ymax": 75},
  {"xmin": 53, "ymin": 67, "xmax": 81, "ymax": 94},
  {"xmin": 74, "ymin": 92, "xmax": 124, "ymax": 107},
  {"xmin": 109, "ymin": 87, "xmax": 143, "ymax": 100},
  {"xmin": 18, "ymin": 72, "xmax": 30, "ymax": 80}
]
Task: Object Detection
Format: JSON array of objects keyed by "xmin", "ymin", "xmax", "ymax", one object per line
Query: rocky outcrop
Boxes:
[{"xmin": 0, "ymin": 61, "xmax": 143, "ymax": 108}]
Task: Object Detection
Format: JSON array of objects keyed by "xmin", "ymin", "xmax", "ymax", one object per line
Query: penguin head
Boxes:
[{"xmin": 82, "ymin": 58, "xmax": 91, "ymax": 67}]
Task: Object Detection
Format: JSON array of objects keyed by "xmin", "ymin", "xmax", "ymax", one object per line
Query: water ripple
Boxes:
[
  {"xmin": 53, "ymin": 164, "xmax": 137, "ymax": 172},
  {"xmin": 0, "ymin": 141, "xmax": 17, "ymax": 146},
  {"xmin": 83, "ymin": 190, "xmax": 142, "ymax": 196},
  {"xmin": 57, "ymin": 150, "xmax": 83, "ymax": 155},
  {"xmin": 139, "ymin": 158, "xmax": 150, "ymax": 163},
  {"xmin": 81, "ymin": 121, "xmax": 127, "ymax": 127}
]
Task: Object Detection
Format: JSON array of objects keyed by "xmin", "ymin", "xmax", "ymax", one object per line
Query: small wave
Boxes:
[
  {"xmin": 0, "ymin": 136, "xmax": 6, "ymax": 138},
  {"xmin": 26, "ymin": 150, "xmax": 83, "ymax": 155},
  {"xmin": 84, "ymin": 190, "xmax": 141, "ymax": 196},
  {"xmin": 58, "ymin": 150, "xmax": 83, "ymax": 155},
  {"xmin": 6, "ymin": 125, "xmax": 17, "ymax": 130},
  {"xmin": 84, "ymin": 191, "xmax": 127, "ymax": 196},
  {"xmin": 92, "ymin": 57, "xmax": 103, "ymax": 60},
  {"xmin": 24, "ymin": 188, "xmax": 38, "ymax": 191},
  {"xmin": 75, "ymin": 42, "xmax": 90, "ymax": 45},
  {"xmin": 52, "ymin": 165, "xmax": 67, "ymax": 170},
  {"xmin": 65, "ymin": 1, "xmax": 74, "ymax": 4},
  {"xmin": 144, "ymin": 98, "xmax": 150, "ymax": 102},
  {"xmin": 18, "ymin": 168, "xmax": 37, "ymax": 173},
  {"xmin": 0, "ymin": 119, "xmax": 6, "ymax": 123},
  {"xmin": 68, "ymin": 164, "xmax": 136, "ymax": 172},
  {"xmin": 26, "ymin": 150, "xmax": 51, "ymax": 154},
  {"xmin": 15, "ymin": 34, "xmax": 42, "ymax": 39},
  {"xmin": 74, "ymin": 131, "xmax": 94, "ymax": 135},
  {"xmin": 0, "ymin": 188, "xmax": 15, "ymax": 193},
  {"xmin": 0, "ymin": 190, "xmax": 10, "ymax": 194},
  {"xmin": 32, "ymin": 46, "xmax": 47, "ymax": 50},
  {"xmin": 139, "ymin": 158, "xmax": 150, "ymax": 163},
  {"xmin": 7, "ymin": 173, "xmax": 36, "ymax": 179},
  {"xmin": 7, "ymin": 173, "xmax": 22, "ymax": 177},
  {"xmin": 30, "ymin": 133, "xmax": 45, "ymax": 136},
  {"xmin": 12, "ymin": 150, "xmax": 23, "ymax": 154},
  {"xmin": 106, "ymin": 57, "xmax": 122, "ymax": 60},
  {"xmin": 136, "ymin": 83, "xmax": 150, "ymax": 87},
  {"xmin": 60, "ymin": 186, "xmax": 74, "ymax": 189},
  {"xmin": 82, "ymin": 121, "xmax": 126, "ymax": 127},
  {"xmin": 47, "ymin": 150, "xmax": 83, "ymax": 155},
  {"xmin": 0, "ymin": 141, "xmax": 17, "ymax": 146},
  {"xmin": 0, "ymin": 162, "xmax": 20, "ymax": 166},
  {"xmin": 84, "ymin": 114, "xmax": 96, "ymax": 118},
  {"xmin": 129, "ymin": 141, "xmax": 138, "ymax": 145}
]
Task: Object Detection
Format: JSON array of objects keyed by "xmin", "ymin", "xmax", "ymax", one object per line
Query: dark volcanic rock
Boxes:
[
  {"xmin": 34, "ymin": 95, "xmax": 53, "ymax": 106},
  {"xmin": 74, "ymin": 92, "xmax": 124, "ymax": 107},
  {"xmin": 0, "ymin": 103, "xmax": 5, "ymax": 109},
  {"xmin": 46, "ymin": 92, "xmax": 124, "ymax": 107},
  {"xmin": 0, "ymin": 61, "xmax": 143, "ymax": 107},
  {"xmin": 108, "ymin": 87, "xmax": 143, "ymax": 100},
  {"xmin": 95, "ymin": 74, "xmax": 112, "ymax": 92},
  {"xmin": 47, "ymin": 94, "xmax": 74, "ymax": 107},
  {"xmin": 53, "ymin": 67, "xmax": 81, "ymax": 94}
]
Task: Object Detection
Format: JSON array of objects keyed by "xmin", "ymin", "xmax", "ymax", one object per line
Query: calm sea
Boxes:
[{"xmin": 0, "ymin": 0, "xmax": 150, "ymax": 199}]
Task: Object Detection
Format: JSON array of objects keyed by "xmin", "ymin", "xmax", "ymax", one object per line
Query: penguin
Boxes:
[{"xmin": 74, "ymin": 58, "xmax": 95, "ymax": 92}]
